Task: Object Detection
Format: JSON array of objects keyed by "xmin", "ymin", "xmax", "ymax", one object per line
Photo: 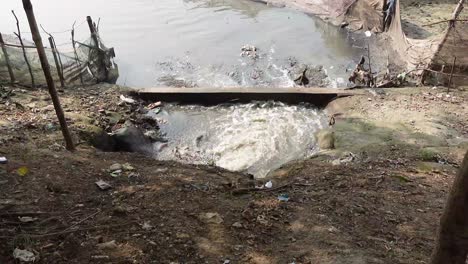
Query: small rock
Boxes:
[
  {"xmin": 199, "ymin": 212, "xmax": 223, "ymax": 224},
  {"xmin": 122, "ymin": 163, "xmax": 135, "ymax": 171},
  {"xmin": 316, "ymin": 129, "xmax": 335, "ymax": 150},
  {"xmin": 232, "ymin": 222, "xmax": 243, "ymax": 228},
  {"xmin": 13, "ymin": 248, "xmax": 36, "ymax": 262},
  {"xmin": 142, "ymin": 221, "xmax": 153, "ymax": 230}
]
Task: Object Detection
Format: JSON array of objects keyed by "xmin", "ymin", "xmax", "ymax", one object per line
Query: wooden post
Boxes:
[
  {"xmin": 0, "ymin": 32, "xmax": 16, "ymax": 83},
  {"xmin": 87, "ymin": 16, "xmax": 108, "ymax": 82},
  {"xmin": 431, "ymin": 150, "xmax": 468, "ymax": 264},
  {"xmin": 448, "ymin": 56, "xmax": 457, "ymax": 92},
  {"xmin": 12, "ymin": 10, "xmax": 35, "ymax": 88},
  {"xmin": 48, "ymin": 36, "xmax": 65, "ymax": 88},
  {"xmin": 71, "ymin": 22, "xmax": 83, "ymax": 84},
  {"xmin": 22, "ymin": 0, "xmax": 75, "ymax": 151}
]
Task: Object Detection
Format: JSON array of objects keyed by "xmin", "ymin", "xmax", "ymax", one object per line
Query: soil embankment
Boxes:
[{"xmin": 0, "ymin": 83, "xmax": 467, "ymax": 263}]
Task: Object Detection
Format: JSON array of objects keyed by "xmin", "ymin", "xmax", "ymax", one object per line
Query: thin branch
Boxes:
[
  {"xmin": 423, "ymin": 19, "xmax": 468, "ymax": 27},
  {"xmin": 12, "ymin": 10, "xmax": 35, "ymax": 88}
]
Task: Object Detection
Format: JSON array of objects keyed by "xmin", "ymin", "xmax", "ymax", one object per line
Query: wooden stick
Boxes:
[
  {"xmin": 2, "ymin": 42, "xmax": 36, "ymax": 49},
  {"xmin": 423, "ymin": 19, "xmax": 468, "ymax": 27},
  {"xmin": 22, "ymin": 0, "xmax": 75, "ymax": 151},
  {"xmin": 41, "ymin": 24, "xmax": 65, "ymax": 87},
  {"xmin": 71, "ymin": 22, "xmax": 83, "ymax": 84},
  {"xmin": 448, "ymin": 56, "xmax": 457, "ymax": 92},
  {"xmin": 12, "ymin": 10, "xmax": 35, "ymax": 88},
  {"xmin": 48, "ymin": 36, "xmax": 65, "ymax": 87},
  {"xmin": 87, "ymin": 16, "xmax": 108, "ymax": 82},
  {"xmin": 0, "ymin": 32, "xmax": 16, "ymax": 83}
]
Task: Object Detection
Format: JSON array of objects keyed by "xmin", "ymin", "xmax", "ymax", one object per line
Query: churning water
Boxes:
[{"xmin": 151, "ymin": 102, "xmax": 328, "ymax": 177}]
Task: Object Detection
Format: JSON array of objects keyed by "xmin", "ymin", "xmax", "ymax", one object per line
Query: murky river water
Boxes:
[
  {"xmin": 1, "ymin": 0, "xmax": 367, "ymax": 177},
  {"xmin": 1, "ymin": 0, "xmax": 367, "ymax": 88}
]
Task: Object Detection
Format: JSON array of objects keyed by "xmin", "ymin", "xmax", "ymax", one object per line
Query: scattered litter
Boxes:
[
  {"xmin": 264, "ymin": 181, "xmax": 273, "ymax": 189},
  {"xmin": 109, "ymin": 163, "xmax": 122, "ymax": 172},
  {"xmin": 119, "ymin": 95, "xmax": 136, "ymax": 104},
  {"xmin": 147, "ymin": 101, "xmax": 162, "ymax": 109},
  {"xmin": 18, "ymin": 216, "xmax": 37, "ymax": 223},
  {"xmin": 223, "ymin": 260, "xmax": 231, "ymax": 264},
  {"xmin": 13, "ymin": 248, "xmax": 36, "ymax": 262},
  {"xmin": 142, "ymin": 221, "xmax": 153, "ymax": 230},
  {"xmin": 127, "ymin": 172, "xmax": 140, "ymax": 179},
  {"xmin": 110, "ymin": 170, "xmax": 122, "ymax": 178},
  {"xmin": 365, "ymin": 30, "xmax": 372, "ymax": 37},
  {"xmin": 278, "ymin": 194, "xmax": 290, "ymax": 202},
  {"xmin": 97, "ymin": 240, "xmax": 118, "ymax": 250},
  {"xmin": 0, "ymin": 157, "xmax": 7, "ymax": 164},
  {"xmin": 199, "ymin": 212, "xmax": 223, "ymax": 224},
  {"xmin": 17, "ymin": 166, "xmax": 29, "ymax": 177},
  {"xmin": 95, "ymin": 180, "xmax": 112, "ymax": 190},
  {"xmin": 122, "ymin": 163, "xmax": 135, "ymax": 171}
]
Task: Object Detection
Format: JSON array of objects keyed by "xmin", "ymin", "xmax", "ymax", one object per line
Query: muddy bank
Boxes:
[{"xmin": 1, "ymin": 82, "xmax": 467, "ymax": 263}]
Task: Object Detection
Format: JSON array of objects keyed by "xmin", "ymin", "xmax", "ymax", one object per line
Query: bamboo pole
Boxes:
[
  {"xmin": 48, "ymin": 37, "xmax": 65, "ymax": 88},
  {"xmin": 12, "ymin": 10, "xmax": 35, "ymax": 88},
  {"xmin": 71, "ymin": 22, "xmax": 83, "ymax": 84},
  {"xmin": 448, "ymin": 56, "xmax": 457, "ymax": 92},
  {"xmin": 87, "ymin": 16, "xmax": 108, "ymax": 82},
  {"xmin": 0, "ymin": 32, "xmax": 16, "ymax": 83},
  {"xmin": 22, "ymin": 0, "xmax": 75, "ymax": 151}
]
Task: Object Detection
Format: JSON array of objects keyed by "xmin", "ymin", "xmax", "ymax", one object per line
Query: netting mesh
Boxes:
[{"xmin": 0, "ymin": 32, "xmax": 118, "ymax": 87}]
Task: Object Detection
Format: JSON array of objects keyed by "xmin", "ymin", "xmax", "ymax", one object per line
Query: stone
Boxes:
[
  {"xmin": 109, "ymin": 163, "xmax": 122, "ymax": 172},
  {"xmin": 199, "ymin": 212, "xmax": 223, "ymax": 224},
  {"xmin": 112, "ymin": 125, "xmax": 152, "ymax": 153},
  {"xmin": 316, "ymin": 129, "xmax": 335, "ymax": 150}
]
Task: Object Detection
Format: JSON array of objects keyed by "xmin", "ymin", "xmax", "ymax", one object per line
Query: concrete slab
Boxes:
[{"xmin": 134, "ymin": 87, "xmax": 363, "ymax": 106}]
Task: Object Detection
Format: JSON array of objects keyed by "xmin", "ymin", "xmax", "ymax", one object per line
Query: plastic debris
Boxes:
[
  {"xmin": 147, "ymin": 101, "xmax": 162, "ymax": 109},
  {"xmin": 95, "ymin": 180, "xmax": 112, "ymax": 190},
  {"xmin": 13, "ymin": 248, "xmax": 36, "ymax": 262},
  {"xmin": 19, "ymin": 216, "xmax": 37, "ymax": 223},
  {"xmin": 110, "ymin": 170, "xmax": 122, "ymax": 178},
  {"xmin": 365, "ymin": 30, "xmax": 372, "ymax": 37},
  {"xmin": 223, "ymin": 260, "xmax": 231, "ymax": 264},
  {"xmin": 97, "ymin": 240, "xmax": 118, "ymax": 250},
  {"xmin": 0, "ymin": 157, "xmax": 7, "ymax": 164},
  {"xmin": 278, "ymin": 194, "xmax": 290, "ymax": 202},
  {"xmin": 17, "ymin": 166, "xmax": 29, "ymax": 177},
  {"xmin": 109, "ymin": 163, "xmax": 122, "ymax": 172},
  {"xmin": 122, "ymin": 163, "xmax": 135, "ymax": 171},
  {"xmin": 264, "ymin": 181, "xmax": 273, "ymax": 189},
  {"xmin": 120, "ymin": 95, "xmax": 136, "ymax": 104}
]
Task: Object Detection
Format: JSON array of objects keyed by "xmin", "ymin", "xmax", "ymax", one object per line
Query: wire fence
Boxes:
[{"xmin": 0, "ymin": 16, "xmax": 118, "ymax": 88}]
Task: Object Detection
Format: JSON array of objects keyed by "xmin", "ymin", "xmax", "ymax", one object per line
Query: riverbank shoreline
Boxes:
[{"xmin": 1, "ymin": 83, "xmax": 467, "ymax": 263}]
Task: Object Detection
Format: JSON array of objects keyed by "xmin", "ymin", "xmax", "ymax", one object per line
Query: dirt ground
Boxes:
[
  {"xmin": 400, "ymin": 0, "xmax": 463, "ymax": 39},
  {"xmin": 0, "ymin": 82, "xmax": 467, "ymax": 263}
]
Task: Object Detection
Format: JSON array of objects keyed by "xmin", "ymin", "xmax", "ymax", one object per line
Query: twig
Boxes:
[
  {"xmin": 423, "ymin": 19, "xmax": 468, "ymax": 27},
  {"xmin": 448, "ymin": 56, "xmax": 457, "ymax": 92},
  {"xmin": 71, "ymin": 21, "xmax": 84, "ymax": 84},
  {"xmin": 12, "ymin": 10, "xmax": 35, "ymax": 88},
  {"xmin": 0, "ymin": 211, "xmax": 50, "ymax": 217},
  {"xmin": 0, "ymin": 222, "xmax": 136, "ymax": 238},
  {"xmin": 62, "ymin": 209, "xmax": 101, "ymax": 232}
]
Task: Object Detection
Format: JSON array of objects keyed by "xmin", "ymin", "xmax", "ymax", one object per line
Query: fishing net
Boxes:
[{"xmin": 0, "ymin": 32, "xmax": 118, "ymax": 87}]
